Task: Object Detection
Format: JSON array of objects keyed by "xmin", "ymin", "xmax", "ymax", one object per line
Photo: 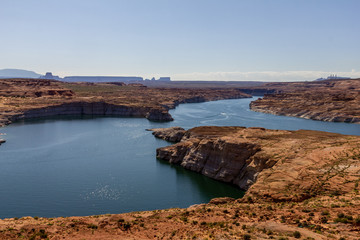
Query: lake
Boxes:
[{"xmin": 0, "ymin": 97, "xmax": 359, "ymax": 218}]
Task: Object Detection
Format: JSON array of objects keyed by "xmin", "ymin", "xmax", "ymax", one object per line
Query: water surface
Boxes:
[{"xmin": 0, "ymin": 97, "xmax": 359, "ymax": 218}]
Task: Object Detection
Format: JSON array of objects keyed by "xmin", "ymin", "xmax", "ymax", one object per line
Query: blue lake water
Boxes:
[{"xmin": 0, "ymin": 97, "xmax": 359, "ymax": 218}]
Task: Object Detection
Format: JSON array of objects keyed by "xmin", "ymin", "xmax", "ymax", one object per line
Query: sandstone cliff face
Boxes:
[
  {"xmin": 156, "ymin": 127, "xmax": 279, "ymax": 190},
  {"xmin": 155, "ymin": 126, "xmax": 360, "ymax": 202},
  {"xmin": 8, "ymin": 102, "xmax": 173, "ymax": 122},
  {"xmin": 157, "ymin": 137, "xmax": 270, "ymax": 190}
]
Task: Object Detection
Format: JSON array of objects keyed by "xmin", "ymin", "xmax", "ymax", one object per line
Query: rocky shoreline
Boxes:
[
  {"xmin": 250, "ymin": 93, "xmax": 360, "ymax": 124},
  {"xmin": 249, "ymin": 79, "xmax": 360, "ymax": 124}
]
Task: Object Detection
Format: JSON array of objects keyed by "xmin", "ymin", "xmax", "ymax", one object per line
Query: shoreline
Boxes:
[
  {"xmin": 0, "ymin": 94, "xmax": 250, "ymax": 132},
  {"xmin": 250, "ymin": 103, "xmax": 360, "ymax": 124}
]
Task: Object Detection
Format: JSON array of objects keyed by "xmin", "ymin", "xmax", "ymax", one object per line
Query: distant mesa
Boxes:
[
  {"xmin": 0, "ymin": 68, "xmax": 41, "ymax": 78},
  {"xmin": 39, "ymin": 72, "xmax": 171, "ymax": 83},
  {"xmin": 158, "ymin": 77, "xmax": 171, "ymax": 82},
  {"xmin": 315, "ymin": 74, "xmax": 349, "ymax": 81},
  {"xmin": 62, "ymin": 76, "xmax": 144, "ymax": 83},
  {"xmin": 144, "ymin": 77, "xmax": 171, "ymax": 82},
  {"xmin": 39, "ymin": 72, "xmax": 62, "ymax": 81},
  {"xmin": 0, "ymin": 69, "xmax": 172, "ymax": 83}
]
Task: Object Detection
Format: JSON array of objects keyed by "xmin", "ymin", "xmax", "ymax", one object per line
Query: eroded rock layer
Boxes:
[
  {"xmin": 156, "ymin": 126, "xmax": 360, "ymax": 202},
  {"xmin": 149, "ymin": 126, "xmax": 186, "ymax": 142},
  {"xmin": 250, "ymin": 78, "xmax": 360, "ymax": 123}
]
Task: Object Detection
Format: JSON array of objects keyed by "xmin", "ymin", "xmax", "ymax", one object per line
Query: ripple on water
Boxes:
[{"xmin": 82, "ymin": 184, "xmax": 123, "ymax": 201}]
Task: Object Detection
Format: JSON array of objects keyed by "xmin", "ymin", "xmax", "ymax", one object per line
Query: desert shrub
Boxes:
[
  {"xmin": 320, "ymin": 216, "xmax": 328, "ymax": 223},
  {"xmin": 243, "ymin": 234, "xmax": 251, "ymax": 240},
  {"xmin": 321, "ymin": 210, "xmax": 329, "ymax": 216},
  {"xmin": 87, "ymin": 224, "xmax": 98, "ymax": 229},
  {"xmin": 293, "ymin": 231, "xmax": 301, "ymax": 238}
]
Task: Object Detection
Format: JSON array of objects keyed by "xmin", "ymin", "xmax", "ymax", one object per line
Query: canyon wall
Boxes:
[
  {"xmin": 8, "ymin": 102, "xmax": 173, "ymax": 123},
  {"xmin": 155, "ymin": 126, "xmax": 360, "ymax": 202}
]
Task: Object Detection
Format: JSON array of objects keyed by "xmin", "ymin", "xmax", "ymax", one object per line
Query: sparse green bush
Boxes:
[
  {"xmin": 87, "ymin": 224, "xmax": 98, "ymax": 229},
  {"xmin": 293, "ymin": 231, "xmax": 301, "ymax": 238},
  {"xmin": 243, "ymin": 234, "xmax": 251, "ymax": 240},
  {"xmin": 321, "ymin": 210, "xmax": 329, "ymax": 216},
  {"xmin": 320, "ymin": 216, "xmax": 328, "ymax": 223}
]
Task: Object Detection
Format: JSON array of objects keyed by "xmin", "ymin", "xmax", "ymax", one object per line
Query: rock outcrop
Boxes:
[
  {"xmin": 145, "ymin": 108, "xmax": 173, "ymax": 121},
  {"xmin": 156, "ymin": 126, "xmax": 360, "ymax": 202},
  {"xmin": 149, "ymin": 127, "xmax": 186, "ymax": 142}
]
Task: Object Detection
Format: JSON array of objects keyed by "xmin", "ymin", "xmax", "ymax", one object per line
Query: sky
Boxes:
[{"xmin": 1, "ymin": 0, "xmax": 359, "ymax": 81}]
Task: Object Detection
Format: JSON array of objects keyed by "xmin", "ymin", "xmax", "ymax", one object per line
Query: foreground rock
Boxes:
[
  {"xmin": 250, "ymin": 78, "xmax": 360, "ymax": 123},
  {"xmin": 0, "ymin": 78, "xmax": 250, "ymax": 128},
  {"xmin": 156, "ymin": 126, "xmax": 360, "ymax": 202}
]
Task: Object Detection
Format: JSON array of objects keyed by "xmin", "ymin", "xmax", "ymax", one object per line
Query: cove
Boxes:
[{"xmin": 0, "ymin": 97, "xmax": 359, "ymax": 218}]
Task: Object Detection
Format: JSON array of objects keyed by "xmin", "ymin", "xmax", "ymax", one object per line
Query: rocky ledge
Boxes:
[
  {"xmin": 155, "ymin": 126, "xmax": 360, "ymax": 202},
  {"xmin": 250, "ymin": 78, "xmax": 360, "ymax": 124},
  {"xmin": 148, "ymin": 126, "xmax": 186, "ymax": 142}
]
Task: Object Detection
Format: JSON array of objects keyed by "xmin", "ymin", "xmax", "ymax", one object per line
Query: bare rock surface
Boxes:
[
  {"xmin": 156, "ymin": 126, "xmax": 360, "ymax": 202},
  {"xmin": 149, "ymin": 127, "xmax": 186, "ymax": 142},
  {"xmin": 250, "ymin": 78, "xmax": 360, "ymax": 123}
]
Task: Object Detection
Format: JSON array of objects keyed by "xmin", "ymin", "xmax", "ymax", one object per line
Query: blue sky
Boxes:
[{"xmin": 1, "ymin": 0, "xmax": 359, "ymax": 81}]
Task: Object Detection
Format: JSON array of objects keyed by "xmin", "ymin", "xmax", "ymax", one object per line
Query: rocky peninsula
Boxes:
[
  {"xmin": 0, "ymin": 78, "xmax": 250, "ymax": 129},
  {"xmin": 0, "ymin": 126, "xmax": 359, "ymax": 239},
  {"xmin": 249, "ymin": 78, "xmax": 360, "ymax": 123}
]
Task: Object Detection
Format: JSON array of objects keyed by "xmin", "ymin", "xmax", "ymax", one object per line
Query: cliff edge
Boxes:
[{"xmin": 155, "ymin": 126, "xmax": 360, "ymax": 202}]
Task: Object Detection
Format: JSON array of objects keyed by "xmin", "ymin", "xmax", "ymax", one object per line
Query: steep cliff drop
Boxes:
[{"xmin": 153, "ymin": 126, "xmax": 360, "ymax": 202}]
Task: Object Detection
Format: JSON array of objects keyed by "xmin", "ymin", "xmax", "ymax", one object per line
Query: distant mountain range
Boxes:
[
  {"xmin": 0, "ymin": 69, "xmax": 171, "ymax": 82},
  {"xmin": 0, "ymin": 69, "xmax": 42, "ymax": 78}
]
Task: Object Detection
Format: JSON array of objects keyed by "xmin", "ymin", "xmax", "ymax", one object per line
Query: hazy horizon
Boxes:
[{"xmin": 1, "ymin": 0, "xmax": 359, "ymax": 81}]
